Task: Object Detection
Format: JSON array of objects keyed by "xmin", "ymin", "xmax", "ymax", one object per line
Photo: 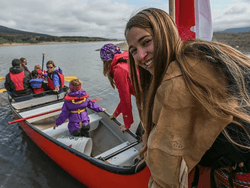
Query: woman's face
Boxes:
[
  {"xmin": 126, "ymin": 27, "xmax": 154, "ymax": 75},
  {"xmin": 22, "ymin": 59, "xmax": 27, "ymax": 66},
  {"xmin": 47, "ymin": 63, "xmax": 54, "ymax": 73}
]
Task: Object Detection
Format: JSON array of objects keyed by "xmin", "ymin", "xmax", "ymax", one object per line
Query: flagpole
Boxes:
[{"xmin": 169, "ymin": 0, "xmax": 175, "ymax": 22}]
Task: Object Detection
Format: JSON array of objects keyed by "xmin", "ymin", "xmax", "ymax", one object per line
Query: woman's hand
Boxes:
[
  {"xmin": 110, "ymin": 114, "xmax": 116, "ymax": 120},
  {"xmin": 102, "ymin": 108, "xmax": 106, "ymax": 112},
  {"xmin": 120, "ymin": 125, "xmax": 128, "ymax": 133},
  {"xmin": 53, "ymin": 86, "xmax": 60, "ymax": 92}
]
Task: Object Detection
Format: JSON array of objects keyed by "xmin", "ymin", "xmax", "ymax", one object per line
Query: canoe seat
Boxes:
[
  {"xmin": 94, "ymin": 141, "xmax": 139, "ymax": 166},
  {"xmin": 19, "ymin": 101, "xmax": 64, "ymax": 123},
  {"xmin": 43, "ymin": 113, "xmax": 102, "ymax": 138},
  {"xmin": 12, "ymin": 92, "xmax": 66, "ymax": 110}
]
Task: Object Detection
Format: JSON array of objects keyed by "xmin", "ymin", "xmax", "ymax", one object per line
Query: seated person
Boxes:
[
  {"xmin": 34, "ymin": 64, "xmax": 45, "ymax": 78},
  {"xmin": 20, "ymin": 57, "xmax": 31, "ymax": 74},
  {"xmin": 46, "ymin": 60, "xmax": 64, "ymax": 92},
  {"xmin": 5, "ymin": 59, "xmax": 32, "ymax": 101},
  {"xmin": 54, "ymin": 79, "xmax": 105, "ymax": 137},
  {"xmin": 29, "ymin": 70, "xmax": 46, "ymax": 96}
]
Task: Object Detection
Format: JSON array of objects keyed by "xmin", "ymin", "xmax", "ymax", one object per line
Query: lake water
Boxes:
[
  {"xmin": 0, "ymin": 42, "xmax": 250, "ymax": 188},
  {"xmin": 0, "ymin": 41, "xmax": 140, "ymax": 188}
]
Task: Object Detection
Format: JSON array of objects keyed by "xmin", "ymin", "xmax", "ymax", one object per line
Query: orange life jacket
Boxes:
[{"xmin": 64, "ymin": 94, "xmax": 89, "ymax": 101}]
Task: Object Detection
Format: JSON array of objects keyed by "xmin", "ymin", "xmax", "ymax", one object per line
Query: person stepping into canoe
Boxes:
[
  {"xmin": 55, "ymin": 79, "xmax": 105, "ymax": 137},
  {"xmin": 100, "ymin": 43, "xmax": 136, "ymax": 133}
]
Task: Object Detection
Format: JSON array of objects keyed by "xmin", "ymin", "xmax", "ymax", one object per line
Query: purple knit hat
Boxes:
[{"xmin": 100, "ymin": 43, "xmax": 121, "ymax": 61}]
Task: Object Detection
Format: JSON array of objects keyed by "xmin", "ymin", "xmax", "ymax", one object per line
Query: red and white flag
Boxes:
[{"xmin": 175, "ymin": 0, "xmax": 213, "ymax": 41}]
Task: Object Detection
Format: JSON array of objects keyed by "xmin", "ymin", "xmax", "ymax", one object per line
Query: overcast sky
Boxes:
[{"xmin": 0, "ymin": 0, "xmax": 249, "ymax": 39}]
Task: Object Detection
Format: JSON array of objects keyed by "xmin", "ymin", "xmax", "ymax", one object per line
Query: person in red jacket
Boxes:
[
  {"xmin": 4, "ymin": 59, "xmax": 32, "ymax": 101},
  {"xmin": 100, "ymin": 43, "xmax": 135, "ymax": 132}
]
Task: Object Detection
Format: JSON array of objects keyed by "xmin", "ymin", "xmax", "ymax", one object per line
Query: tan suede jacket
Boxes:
[{"xmin": 146, "ymin": 57, "xmax": 233, "ymax": 188}]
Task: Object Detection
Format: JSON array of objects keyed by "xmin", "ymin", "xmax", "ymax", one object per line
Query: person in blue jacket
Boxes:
[{"xmin": 46, "ymin": 60, "xmax": 65, "ymax": 92}]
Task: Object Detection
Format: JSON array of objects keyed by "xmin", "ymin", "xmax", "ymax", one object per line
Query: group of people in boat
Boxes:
[
  {"xmin": 4, "ymin": 58, "xmax": 65, "ymax": 101},
  {"xmin": 4, "ymin": 7, "xmax": 250, "ymax": 188}
]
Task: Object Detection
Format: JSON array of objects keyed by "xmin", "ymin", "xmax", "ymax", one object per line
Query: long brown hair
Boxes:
[
  {"xmin": 103, "ymin": 60, "xmax": 116, "ymax": 89},
  {"xmin": 46, "ymin": 60, "xmax": 56, "ymax": 67},
  {"xmin": 125, "ymin": 8, "xmax": 250, "ymax": 160}
]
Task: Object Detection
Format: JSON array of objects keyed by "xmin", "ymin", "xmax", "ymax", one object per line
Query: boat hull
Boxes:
[{"xmin": 12, "ymin": 110, "xmax": 151, "ymax": 188}]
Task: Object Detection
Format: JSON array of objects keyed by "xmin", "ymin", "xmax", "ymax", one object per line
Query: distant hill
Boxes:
[
  {"xmin": 218, "ymin": 27, "xmax": 250, "ymax": 33},
  {"xmin": 0, "ymin": 25, "xmax": 116, "ymax": 45},
  {"xmin": 0, "ymin": 25, "xmax": 50, "ymax": 36}
]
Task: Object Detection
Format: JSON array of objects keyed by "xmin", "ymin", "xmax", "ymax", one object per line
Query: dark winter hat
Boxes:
[
  {"xmin": 12, "ymin": 59, "xmax": 21, "ymax": 67},
  {"xmin": 31, "ymin": 70, "xmax": 38, "ymax": 77},
  {"xmin": 100, "ymin": 43, "xmax": 121, "ymax": 61}
]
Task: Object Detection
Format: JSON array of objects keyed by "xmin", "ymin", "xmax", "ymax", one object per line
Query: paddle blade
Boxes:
[
  {"xmin": 0, "ymin": 88, "xmax": 7, "ymax": 93},
  {"xmin": 64, "ymin": 76, "xmax": 77, "ymax": 82},
  {"xmin": 91, "ymin": 98, "xmax": 102, "ymax": 102},
  {"xmin": 0, "ymin": 77, "xmax": 5, "ymax": 82}
]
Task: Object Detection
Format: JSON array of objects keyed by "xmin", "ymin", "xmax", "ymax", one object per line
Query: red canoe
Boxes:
[{"xmin": 8, "ymin": 92, "xmax": 151, "ymax": 188}]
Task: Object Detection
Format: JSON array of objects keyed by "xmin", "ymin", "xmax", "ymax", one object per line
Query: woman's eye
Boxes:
[
  {"xmin": 130, "ymin": 49, "xmax": 137, "ymax": 55},
  {"xmin": 143, "ymin": 40, "xmax": 151, "ymax": 46}
]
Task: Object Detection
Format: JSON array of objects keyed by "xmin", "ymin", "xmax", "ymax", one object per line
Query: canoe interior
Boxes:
[{"xmin": 10, "ymin": 93, "xmax": 141, "ymax": 167}]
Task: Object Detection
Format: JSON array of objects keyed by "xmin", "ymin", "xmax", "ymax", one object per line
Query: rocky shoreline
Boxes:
[
  {"xmin": 118, "ymin": 32, "xmax": 250, "ymax": 54},
  {"xmin": 213, "ymin": 32, "xmax": 250, "ymax": 54}
]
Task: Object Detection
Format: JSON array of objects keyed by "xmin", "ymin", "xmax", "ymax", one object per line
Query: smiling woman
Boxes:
[
  {"xmin": 125, "ymin": 7, "xmax": 250, "ymax": 188},
  {"xmin": 126, "ymin": 27, "xmax": 154, "ymax": 75}
]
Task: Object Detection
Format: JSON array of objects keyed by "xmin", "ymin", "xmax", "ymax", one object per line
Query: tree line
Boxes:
[{"xmin": 0, "ymin": 34, "xmax": 115, "ymax": 44}]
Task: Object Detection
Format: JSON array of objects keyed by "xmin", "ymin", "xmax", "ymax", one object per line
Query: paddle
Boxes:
[
  {"xmin": 0, "ymin": 88, "xmax": 7, "ymax": 93},
  {"xmin": 64, "ymin": 76, "xmax": 77, "ymax": 82},
  {"xmin": 42, "ymin": 52, "xmax": 45, "ymax": 71},
  {"xmin": 0, "ymin": 77, "xmax": 5, "ymax": 82},
  {"xmin": 8, "ymin": 98, "xmax": 102, "ymax": 124}
]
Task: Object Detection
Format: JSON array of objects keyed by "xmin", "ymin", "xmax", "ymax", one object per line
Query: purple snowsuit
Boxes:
[{"xmin": 56, "ymin": 90, "xmax": 103, "ymax": 135}]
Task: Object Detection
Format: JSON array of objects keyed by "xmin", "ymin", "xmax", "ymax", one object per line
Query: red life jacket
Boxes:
[
  {"xmin": 37, "ymin": 69, "xmax": 45, "ymax": 79},
  {"xmin": 47, "ymin": 72, "xmax": 65, "ymax": 90},
  {"xmin": 32, "ymin": 86, "xmax": 45, "ymax": 94},
  {"xmin": 9, "ymin": 71, "xmax": 25, "ymax": 91},
  {"xmin": 64, "ymin": 94, "xmax": 89, "ymax": 101}
]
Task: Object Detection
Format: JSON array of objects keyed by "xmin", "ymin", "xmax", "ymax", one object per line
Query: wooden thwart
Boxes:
[{"xmin": 12, "ymin": 92, "xmax": 66, "ymax": 110}]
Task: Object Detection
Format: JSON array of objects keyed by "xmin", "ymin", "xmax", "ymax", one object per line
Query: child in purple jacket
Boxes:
[{"xmin": 55, "ymin": 79, "xmax": 105, "ymax": 137}]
